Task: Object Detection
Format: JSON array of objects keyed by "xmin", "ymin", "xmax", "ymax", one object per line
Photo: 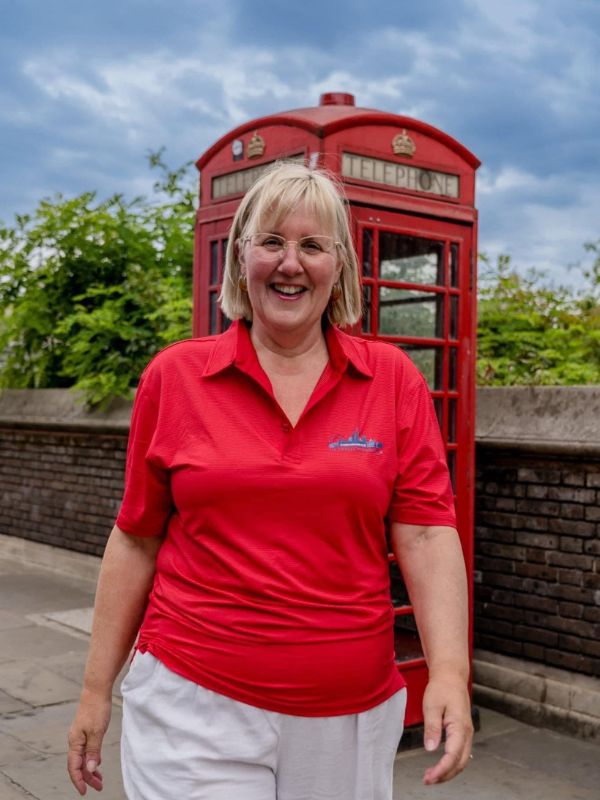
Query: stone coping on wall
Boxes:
[
  {"xmin": 2, "ymin": 386, "xmax": 600, "ymax": 452},
  {"xmin": 0, "ymin": 388, "xmax": 132, "ymax": 433},
  {"xmin": 477, "ymin": 386, "xmax": 600, "ymax": 456}
]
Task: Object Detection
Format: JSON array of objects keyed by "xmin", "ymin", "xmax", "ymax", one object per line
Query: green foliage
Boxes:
[
  {"xmin": 2, "ymin": 148, "xmax": 598, "ymax": 402},
  {"xmin": 0, "ymin": 150, "xmax": 195, "ymax": 406},
  {"xmin": 476, "ymin": 251, "xmax": 600, "ymax": 386}
]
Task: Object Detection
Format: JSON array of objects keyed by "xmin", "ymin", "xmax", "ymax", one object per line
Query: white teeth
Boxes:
[{"xmin": 273, "ymin": 284, "xmax": 305, "ymax": 295}]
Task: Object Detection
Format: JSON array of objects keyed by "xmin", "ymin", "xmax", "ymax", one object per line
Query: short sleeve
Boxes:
[
  {"xmin": 116, "ymin": 380, "xmax": 172, "ymax": 537},
  {"xmin": 387, "ymin": 373, "xmax": 457, "ymax": 528}
]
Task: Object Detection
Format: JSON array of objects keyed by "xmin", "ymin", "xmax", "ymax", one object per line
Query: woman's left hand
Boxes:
[{"xmin": 420, "ymin": 675, "xmax": 474, "ymax": 785}]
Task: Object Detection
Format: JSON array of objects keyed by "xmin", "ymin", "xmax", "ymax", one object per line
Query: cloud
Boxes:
[{"xmin": 1, "ymin": 0, "xmax": 599, "ymax": 292}]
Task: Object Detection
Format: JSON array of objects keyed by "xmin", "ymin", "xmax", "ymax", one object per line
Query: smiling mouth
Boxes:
[{"xmin": 271, "ymin": 284, "xmax": 307, "ymax": 296}]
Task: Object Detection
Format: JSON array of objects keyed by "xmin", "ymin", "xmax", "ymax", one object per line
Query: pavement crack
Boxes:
[{"xmin": 0, "ymin": 768, "xmax": 41, "ymax": 798}]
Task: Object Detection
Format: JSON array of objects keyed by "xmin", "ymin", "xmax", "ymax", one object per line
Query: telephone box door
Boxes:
[{"xmin": 353, "ymin": 207, "xmax": 476, "ymax": 726}]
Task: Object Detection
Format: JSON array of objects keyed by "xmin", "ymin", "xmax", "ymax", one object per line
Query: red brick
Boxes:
[
  {"xmin": 515, "ymin": 532, "xmax": 557, "ymax": 548},
  {"xmin": 558, "ymin": 569, "xmax": 583, "ymax": 587},
  {"xmin": 547, "ymin": 552, "xmax": 592, "ymax": 569},
  {"xmin": 558, "ymin": 602, "xmax": 583, "ymax": 618},
  {"xmin": 517, "ymin": 467, "xmax": 561, "ymax": 484},
  {"xmin": 561, "ymin": 471, "xmax": 586, "ymax": 486},
  {"xmin": 560, "ymin": 504, "xmax": 584, "ymax": 520},
  {"xmin": 514, "ymin": 562, "xmax": 557, "ymax": 581},
  {"xmin": 523, "ymin": 643, "xmax": 545, "ymax": 660},
  {"xmin": 549, "ymin": 519, "xmax": 595, "ymax": 537},
  {"xmin": 513, "ymin": 625, "xmax": 558, "ymax": 646},
  {"xmin": 548, "ymin": 487, "xmax": 597, "ymax": 504}
]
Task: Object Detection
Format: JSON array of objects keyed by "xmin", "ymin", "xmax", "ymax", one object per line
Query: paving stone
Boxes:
[
  {"xmin": 3, "ymin": 741, "xmax": 126, "ymax": 800},
  {"xmin": 0, "ymin": 689, "xmax": 30, "ymax": 715},
  {"xmin": 0, "ymin": 572, "xmax": 94, "ymax": 616},
  {"xmin": 394, "ymin": 719, "xmax": 600, "ymax": 800},
  {"xmin": 0, "ymin": 771, "xmax": 36, "ymax": 799},
  {"xmin": 475, "ymin": 725, "xmax": 600, "ymax": 793},
  {"xmin": 0, "ymin": 701, "xmax": 122, "ymax": 756},
  {"xmin": 470, "ymin": 707, "xmax": 527, "ymax": 742},
  {"xmin": 43, "ymin": 608, "xmax": 93, "ymax": 636},
  {"xmin": 32, "ymin": 652, "xmax": 87, "ymax": 686},
  {"xmin": 0, "ymin": 626, "xmax": 88, "ymax": 661},
  {"xmin": 0, "ymin": 611, "xmax": 34, "ymax": 633},
  {"xmin": 0, "ymin": 661, "xmax": 81, "ymax": 707},
  {"xmin": 394, "ymin": 748, "xmax": 598, "ymax": 800},
  {"xmin": 0, "ymin": 731, "xmax": 39, "ymax": 768}
]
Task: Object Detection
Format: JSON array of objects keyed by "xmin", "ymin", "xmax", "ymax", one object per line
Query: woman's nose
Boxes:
[{"xmin": 277, "ymin": 243, "xmax": 303, "ymax": 272}]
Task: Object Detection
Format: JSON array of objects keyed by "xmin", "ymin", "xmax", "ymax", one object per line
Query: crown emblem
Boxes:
[
  {"xmin": 392, "ymin": 129, "xmax": 416, "ymax": 158},
  {"xmin": 247, "ymin": 131, "xmax": 265, "ymax": 159}
]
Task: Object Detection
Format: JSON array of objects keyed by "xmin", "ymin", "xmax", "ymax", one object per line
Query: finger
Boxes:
[
  {"xmin": 83, "ymin": 732, "xmax": 103, "ymax": 778},
  {"xmin": 82, "ymin": 764, "xmax": 104, "ymax": 792},
  {"xmin": 67, "ymin": 732, "xmax": 89, "ymax": 796},
  {"xmin": 423, "ymin": 750, "xmax": 461, "ymax": 785},
  {"xmin": 423, "ymin": 725, "xmax": 471, "ymax": 785},
  {"xmin": 422, "ymin": 700, "xmax": 443, "ymax": 753},
  {"xmin": 67, "ymin": 749, "xmax": 87, "ymax": 796}
]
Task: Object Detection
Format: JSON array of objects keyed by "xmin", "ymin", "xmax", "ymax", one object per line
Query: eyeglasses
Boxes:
[{"xmin": 245, "ymin": 233, "xmax": 341, "ymax": 263}]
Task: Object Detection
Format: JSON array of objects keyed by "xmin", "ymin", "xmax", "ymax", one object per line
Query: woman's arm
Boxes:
[
  {"xmin": 67, "ymin": 525, "xmax": 162, "ymax": 796},
  {"xmin": 390, "ymin": 522, "xmax": 473, "ymax": 785}
]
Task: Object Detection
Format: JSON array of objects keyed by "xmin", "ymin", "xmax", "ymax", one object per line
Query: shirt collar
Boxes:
[{"xmin": 202, "ymin": 319, "xmax": 373, "ymax": 380}]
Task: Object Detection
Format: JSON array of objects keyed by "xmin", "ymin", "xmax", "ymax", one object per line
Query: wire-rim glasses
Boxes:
[{"xmin": 245, "ymin": 233, "xmax": 341, "ymax": 263}]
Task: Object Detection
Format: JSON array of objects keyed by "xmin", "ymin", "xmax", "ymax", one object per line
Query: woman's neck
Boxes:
[{"xmin": 249, "ymin": 322, "xmax": 328, "ymax": 376}]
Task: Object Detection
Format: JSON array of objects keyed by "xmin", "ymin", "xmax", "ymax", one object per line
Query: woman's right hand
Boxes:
[{"xmin": 67, "ymin": 690, "xmax": 112, "ymax": 795}]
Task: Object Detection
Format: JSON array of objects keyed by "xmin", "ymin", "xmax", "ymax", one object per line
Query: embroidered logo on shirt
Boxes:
[{"xmin": 328, "ymin": 430, "xmax": 383, "ymax": 452}]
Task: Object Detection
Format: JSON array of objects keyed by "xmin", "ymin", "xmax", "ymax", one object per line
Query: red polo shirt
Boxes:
[{"xmin": 116, "ymin": 320, "xmax": 456, "ymax": 716}]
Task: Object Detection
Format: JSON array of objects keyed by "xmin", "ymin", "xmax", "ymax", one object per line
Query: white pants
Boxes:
[{"xmin": 121, "ymin": 651, "xmax": 407, "ymax": 800}]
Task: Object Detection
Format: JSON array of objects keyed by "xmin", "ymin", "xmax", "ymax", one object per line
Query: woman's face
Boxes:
[{"xmin": 240, "ymin": 204, "xmax": 342, "ymax": 343}]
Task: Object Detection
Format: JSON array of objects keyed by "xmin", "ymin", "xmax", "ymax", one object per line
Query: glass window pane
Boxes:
[
  {"xmin": 378, "ymin": 288, "xmax": 444, "ymax": 338},
  {"xmin": 394, "ymin": 613, "xmax": 424, "ymax": 663},
  {"xmin": 210, "ymin": 241, "xmax": 219, "ymax": 285},
  {"xmin": 449, "ymin": 347, "xmax": 458, "ymax": 390},
  {"xmin": 433, "ymin": 397, "xmax": 443, "ymax": 429},
  {"xmin": 209, "ymin": 291, "xmax": 218, "ymax": 334},
  {"xmin": 448, "ymin": 398, "xmax": 457, "ymax": 443},
  {"xmin": 450, "ymin": 243, "xmax": 459, "ymax": 288},
  {"xmin": 362, "ymin": 229, "xmax": 373, "ymax": 278},
  {"xmin": 362, "ymin": 284, "xmax": 372, "ymax": 334},
  {"xmin": 447, "ymin": 449, "xmax": 456, "ymax": 492},
  {"xmin": 379, "ymin": 233, "xmax": 444, "ymax": 285},
  {"xmin": 450, "ymin": 295, "xmax": 459, "ymax": 340},
  {"xmin": 400, "ymin": 346, "xmax": 443, "ymax": 390}
]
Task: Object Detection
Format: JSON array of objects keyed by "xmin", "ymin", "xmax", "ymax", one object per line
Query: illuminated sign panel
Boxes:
[
  {"xmin": 212, "ymin": 155, "xmax": 304, "ymax": 200},
  {"xmin": 342, "ymin": 152, "xmax": 459, "ymax": 199}
]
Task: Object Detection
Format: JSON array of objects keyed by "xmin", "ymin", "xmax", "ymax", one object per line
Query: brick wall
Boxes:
[
  {"xmin": 2, "ymin": 387, "xmax": 600, "ymax": 682},
  {"xmin": 0, "ymin": 425, "xmax": 126, "ymax": 557},
  {"xmin": 475, "ymin": 448, "xmax": 600, "ymax": 677}
]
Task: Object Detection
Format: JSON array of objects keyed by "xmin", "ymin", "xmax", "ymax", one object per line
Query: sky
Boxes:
[{"xmin": 1, "ymin": 0, "xmax": 599, "ymax": 288}]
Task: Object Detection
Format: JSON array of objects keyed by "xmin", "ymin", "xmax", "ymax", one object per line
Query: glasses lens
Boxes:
[
  {"xmin": 298, "ymin": 236, "xmax": 334, "ymax": 257},
  {"xmin": 250, "ymin": 234, "xmax": 283, "ymax": 261}
]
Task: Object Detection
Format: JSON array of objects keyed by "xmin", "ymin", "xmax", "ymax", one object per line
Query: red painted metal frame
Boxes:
[{"xmin": 192, "ymin": 95, "xmax": 479, "ymax": 728}]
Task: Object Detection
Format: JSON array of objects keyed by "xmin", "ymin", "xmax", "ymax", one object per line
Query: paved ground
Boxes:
[{"xmin": 0, "ymin": 553, "xmax": 598, "ymax": 800}]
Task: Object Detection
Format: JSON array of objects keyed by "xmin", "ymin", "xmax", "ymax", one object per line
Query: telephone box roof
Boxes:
[{"xmin": 196, "ymin": 93, "xmax": 480, "ymax": 171}]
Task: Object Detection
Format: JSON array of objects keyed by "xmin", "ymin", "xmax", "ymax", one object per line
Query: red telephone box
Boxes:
[{"xmin": 193, "ymin": 92, "xmax": 480, "ymax": 728}]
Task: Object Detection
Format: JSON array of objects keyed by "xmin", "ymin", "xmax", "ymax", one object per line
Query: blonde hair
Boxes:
[{"xmin": 220, "ymin": 161, "xmax": 362, "ymax": 326}]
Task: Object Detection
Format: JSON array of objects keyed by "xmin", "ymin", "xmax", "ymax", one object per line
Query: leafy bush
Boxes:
[
  {"xmin": 476, "ymin": 249, "xmax": 600, "ymax": 385},
  {"xmin": 0, "ymin": 151, "xmax": 194, "ymax": 406},
  {"xmin": 1, "ymin": 150, "xmax": 599, "ymax": 404}
]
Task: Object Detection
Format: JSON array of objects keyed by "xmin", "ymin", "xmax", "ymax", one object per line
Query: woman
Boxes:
[{"xmin": 68, "ymin": 162, "xmax": 472, "ymax": 799}]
